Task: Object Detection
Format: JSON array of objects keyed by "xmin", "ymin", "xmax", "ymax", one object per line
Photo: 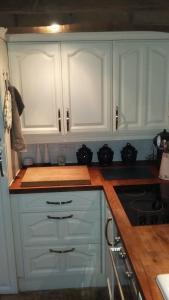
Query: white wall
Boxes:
[{"xmin": 20, "ymin": 139, "xmax": 155, "ymax": 166}]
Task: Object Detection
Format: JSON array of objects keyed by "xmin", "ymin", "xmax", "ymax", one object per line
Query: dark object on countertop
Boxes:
[
  {"xmin": 153, "ymin": 129, "xmax": 169, "ymax": 167},
  {"xmin": 121, "ymin": 143, "xmax": 137, "ymax": 164},
  {"xmin": 76, "ymin": 144, "xmax": 93, "ymax": 165},
  {"xmin": 101, "ymin": 165, "xmax": 154, "ymax": 180},
  {"xmin": 97, "ymin": 144, "xmax": 114, "ymax": 166}
]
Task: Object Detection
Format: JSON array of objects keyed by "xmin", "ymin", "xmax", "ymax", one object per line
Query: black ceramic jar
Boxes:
[
  {"xmin": 97, "ymin": 144, "xmax": 114, "ymax": 166},
  {"xmin": 76, "ymin": 144, "xmax": 93, "ymax": 165},
  {"xmin": 121, "ymin": 143, "xmax": 137, "ymax": 164}
]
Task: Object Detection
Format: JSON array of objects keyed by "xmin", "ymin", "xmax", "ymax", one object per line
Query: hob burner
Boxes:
[{"xmin": 114, "ymin": 183, "xmax": 169, "ymax": 226}]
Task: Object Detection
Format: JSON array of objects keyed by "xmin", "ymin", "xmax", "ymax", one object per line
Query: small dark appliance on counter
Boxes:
[
  {"xmin": 153, "ymin": 129, "xmax": 169, "ymax": 166},
  {"xmin": 121, "ymin": 143, "xmax": 137, "ymax": 164},
  {"xmin": 76, "ymin": 144, "xmax": 93, "ymax": 165},
  {"xmin": 97, "ymin": 144, "xmax": 114, "ymax": 166}
]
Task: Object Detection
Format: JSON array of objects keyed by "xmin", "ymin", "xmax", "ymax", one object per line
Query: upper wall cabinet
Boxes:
[
  {"xmin": 61, "ymin": 43, "xmax": 112, "ymax": 136},
  {"xmin": 113, "ymin": 41, "xmax": 169, "ymax": 135},
  {"xmin": 8, "ymin": 43, "xmax": 62, "ymax": 137},
  {"xmin": 8, "ymin": 42, "xmax": 112, "ymax": 143}
]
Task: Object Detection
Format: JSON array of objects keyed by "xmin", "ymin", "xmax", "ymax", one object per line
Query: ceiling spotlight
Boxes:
[{"xmin": 48, "ymin": 23, "xmax": 61, "ymax": 32}]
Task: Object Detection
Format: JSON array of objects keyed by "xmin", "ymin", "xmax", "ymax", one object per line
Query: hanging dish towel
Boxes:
[
  {"xmin": 9, "ymin": 85, "xmax": 25, "ymax": 152},
  {"xmin": 3, "ymin": 89, "xmax": 12, "ymax": 132}
]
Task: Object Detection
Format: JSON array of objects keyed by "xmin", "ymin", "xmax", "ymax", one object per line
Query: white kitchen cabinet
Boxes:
[
  {"xmin": 0, "ymin": 31, "xmax": 17, "ymax": 294},
  {"xmin": 8, "ymin": 42, "xmax": 112, "ymax": 143},
  {"xmin": 113, "ymin": 41, "xmax": 169, "ymax": 135},
  {"xmin": 11, "ymin": 190, "xmax": 106, "ymax": 291},
  {"xmin": 61, "ymin": 42, "xmax": 112, "ymax": 136},
  {"xmin": 8, "ymin": 43, "xmax": 63, "ymax": 136}
]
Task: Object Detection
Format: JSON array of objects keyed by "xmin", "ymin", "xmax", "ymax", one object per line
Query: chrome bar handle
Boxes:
[
  {"xmin": 0, "ymin": 150, "xmax": 4, "ymax": 177},
  {"xmin": 47, "ymin": 214, "xmax": 73, "ymax": 220},
  {"xmin": 49, "ymin": 248, "xmax": 75, "ymax": 254},
  {"xmin": 66, "ymin": 109, "xmax": 70, "ymax": 132},
  {"xmin": 109, "ymin": 248, "xmax": 125, "ymax": 300},
  {"xmin": 115, "ymin": 105, "xmax": 119, "ymax": 130},
  {"xmin": 58, "ymin": 109, "xmax": 61, "ymax": 132}
]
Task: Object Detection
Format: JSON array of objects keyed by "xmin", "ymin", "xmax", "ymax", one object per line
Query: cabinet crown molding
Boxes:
[{"xmin": 7, "ymin": 31, "xmax": 169, "ymax": 43}]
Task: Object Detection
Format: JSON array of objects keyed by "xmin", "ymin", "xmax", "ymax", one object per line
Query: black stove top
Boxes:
[
  {"xmin": 101, "ymin": 165, "xmax": 155, "ymax": 180},
  {"xmin": 114, "ymin": 183, "xmax": 169, "ymax": 226}
]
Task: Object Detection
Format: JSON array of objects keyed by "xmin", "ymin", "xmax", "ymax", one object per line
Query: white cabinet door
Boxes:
[
  {"xmin": 61, "ymin": 42, "xmax": 112, "ymax": 136},
  {"xmin": 113, "ymin": 41, "xmax": 169, "ymax": 134},
  {"xmin": 113, "ymin": 42, "xmax": 145, "ymax": 132},
  {"xmin": 144, "ymin": 42, "xmax": 169, "ymax": 129},
  {"xmin": 23, "ymin": 244, "xmax": 101, "ymax": 279},
  {"xmin": 8, "ymin": 43, "xmax": 63, "ymax": 136}
]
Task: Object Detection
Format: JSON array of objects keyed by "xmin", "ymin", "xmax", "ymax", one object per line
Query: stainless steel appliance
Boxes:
[
  {"xmin": 105, "ymin": 211, "xmax": 143, "ymax": 300},
  {"xmin": 114, "ymin": 183, "xmax": 169, "ymax": 226}
]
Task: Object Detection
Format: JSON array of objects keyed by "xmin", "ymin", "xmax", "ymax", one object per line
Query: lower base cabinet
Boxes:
[{"xmin": 11, "ymin": 190, "xmax": 106, "ymax": 291}]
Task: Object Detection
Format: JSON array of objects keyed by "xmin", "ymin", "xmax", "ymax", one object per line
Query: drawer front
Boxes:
[
  {"xmin": 20, "ymin": 211, "xmax": 100, "ymax": 246},
  {"xmin": 13, "ymin": 191, "xmax": 100, "ymax": 212},
  {"xmin": 23, "ymin": 244, "xmax": 101, "ymax": 279}
]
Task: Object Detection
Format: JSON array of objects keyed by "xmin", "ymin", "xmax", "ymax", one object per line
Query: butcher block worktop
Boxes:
[{"xmin": 10, "ymin": 164, "xmax": 169, "ymax": 300}]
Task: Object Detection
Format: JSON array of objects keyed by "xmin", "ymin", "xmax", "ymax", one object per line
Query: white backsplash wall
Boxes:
[{"xmin": 21, "ymin": 139, "xmax": 155, "ymax": 165}]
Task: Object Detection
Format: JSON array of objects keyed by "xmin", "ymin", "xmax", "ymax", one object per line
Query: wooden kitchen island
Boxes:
[{"xmin": 10, "ymin": 165, "xmax": 169, "ymax": 300}]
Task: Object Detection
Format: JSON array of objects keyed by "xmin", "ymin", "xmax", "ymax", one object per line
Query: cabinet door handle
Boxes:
[
  {"xmin": 66, "ymin": 109, "xmax": 70, "ymax": 132},
  {"xmin": 0, "ymin": 151, "xmax": 4, "ymax": 177},
  {"xmin": 49, "ymin": 248, "xmax": 75, "ymax": 254},
  {"xmin": 47, "ymin": 214, "xmax": 73, "ymax": 220},
  {"xmin": 58, "ymin": 109, "xmax": 61, "ymax": 132},
  {"xmin": 46, "ymin": 200, "xmax": 72, "ymax": 205},
  {"xmin": 0, "ymin": 158, "xmax": 4, "ymax": 177},
  {"xmin": 105, "ymin": 217, "xmax": 113, "ymax": 246},
  {"xmin": 115, "ymin": 105, "xmax": 119, "ymax": 130}
]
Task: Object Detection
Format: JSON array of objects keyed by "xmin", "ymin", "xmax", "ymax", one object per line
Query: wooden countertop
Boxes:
[{"xmin": 9, "ymin": 164, "xmax": 169, "ymax": 300}]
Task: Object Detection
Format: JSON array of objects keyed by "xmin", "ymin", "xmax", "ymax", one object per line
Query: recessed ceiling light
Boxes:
[{"xmin": 48, "ymin": 23, "xmax": 61, "ymax": 32}]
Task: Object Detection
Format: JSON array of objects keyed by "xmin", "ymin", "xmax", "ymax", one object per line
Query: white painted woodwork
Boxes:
[
  {"xmin": 113, "ymin": 42, "xmax": 144, "ymax": 131},
  {"xmin": 0, "ymin": 34, "xmax": 17, "ymax": 293},
  {"xmin": 17, "ymin": 190, "xmax": 100, "ymax": 212},
  {"xmin": 61, "ymin": 42, "xmax": 112, "ymax": 135},
  {"xmin": 20, "ymin": 210, "xmax": 100, "ymax": 245},
  {"xmin": 11, "ymin": 190, "xmax": 105, "ymax": 291},
  {"xmin": 23, "ymin": 244, "xmax": 101, "ymax": 279},
  {"xmin": 113, "ymin": 41, "xmax": 169, "ymax": 133},
  {"xmin": 8, "ymin": 42, "xmax": 112, "ymax": 141},
  {"xmin": 145, "ymin": 42, "xmax": 169, "ymax": 128},
  {"xmin": 8, "ymin": 43, "xmax": 62, "ymax": 135}
]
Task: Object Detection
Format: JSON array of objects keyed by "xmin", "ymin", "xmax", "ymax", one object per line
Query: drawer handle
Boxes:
[
  {"xmin": 47, "ymin": 214, "xmax": 73, "ymax": 220},
  {"xmin": 49, "ymin": 248, "xmax": 75, "ymax": 254},
  {"xmin": 46, "ymin": 200, "xmax": 72, "ymax": 205},
  {"xmin": 61, "ymin": 200, "xmax": 72, "ymax": 205}
]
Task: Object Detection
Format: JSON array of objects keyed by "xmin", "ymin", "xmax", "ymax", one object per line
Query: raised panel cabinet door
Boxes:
[
  {"xmin": 61, "ymin": 42, "xmax": 112, "ymax": 135},
  {"xmin": 144, "ymin": 42, "xmax": 169, "ymax": 129},
  {"xmin": 23, "ymin": 244, "xmax": 101, "ymax": 279},
  {"xmin": 8, "ymin": 43, "xmax": 63, "ymax": 136},
  {"xmin": 20, "ymin": 210, "xmax": 100, "ymax": 246},
  {"xmin": 113, "ymin": 41, "xmax": 145, "ymax": 132}
]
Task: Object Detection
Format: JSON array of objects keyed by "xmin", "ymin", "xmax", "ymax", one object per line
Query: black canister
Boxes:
[
  {"xmin": 121, "ymin": 143, "xmax": 137, "ymax": 164},
  {"xmin": 97, "ymin": 144, "xmax": 114, "ymax": 166},
  {"xmin": 76, "ymin": 144, "xmax": 93, "ymax": 165}
]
